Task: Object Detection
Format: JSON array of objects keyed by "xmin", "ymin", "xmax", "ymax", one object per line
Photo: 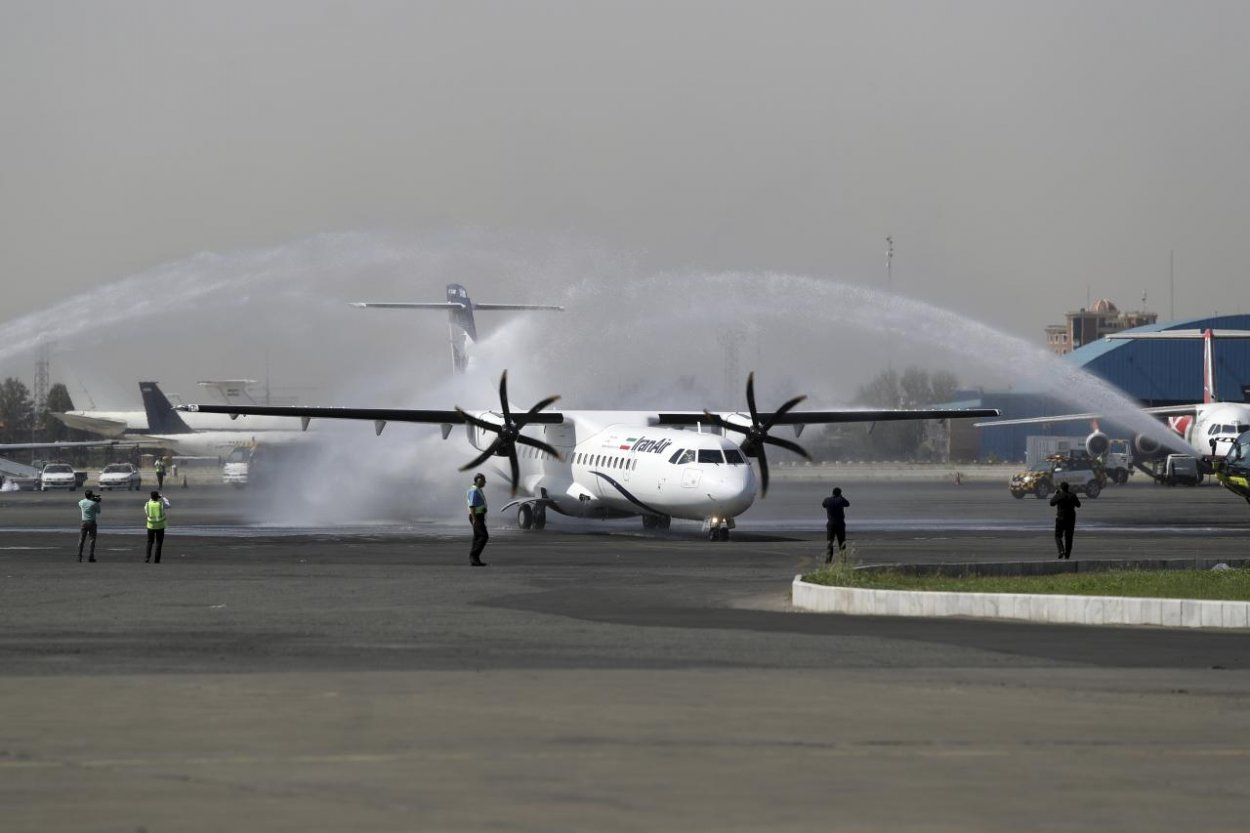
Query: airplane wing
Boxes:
[
  {"xmin": 350, "ymin": 302, "xmax": 466, "ymax": 309},
  {"xmin": 350, "ymin": 302, "xmax": 564, "ymax": 311},
  {"xmin": 660, "ymin": 408, "xmax": 1000, "ymax": 426},
  {"xmin": 974, "ymin": 404, "xmax": 1198, "ymax": 428},
  {"xmin": 0, "ymin": 439, "xmax": 124, "ymax": 451},
  {"xmin": 48, "ymin": 412, "xmax": 130, "ymax": 437},
  {"xmin": 178, "ymin": 404, "xmax": 495, "ymax": 426}
]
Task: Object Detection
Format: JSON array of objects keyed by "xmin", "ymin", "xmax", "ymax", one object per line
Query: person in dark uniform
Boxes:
[
  {"xmin": 1049, "ymin": 481, "xmax": 1081, "ymax": 559},
  {"xmin": 821, "ymin": 486, "xmax": 850, "ymax": 563},
  {"xmin": 77, "ymin": 490, "xmax": 103, "ymax": 562},
  {"xmin": 466, "ymin": 473, "xmax": 489, "ymax": 566}
]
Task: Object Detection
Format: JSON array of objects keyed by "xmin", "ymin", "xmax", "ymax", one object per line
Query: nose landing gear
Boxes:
[{"xmin": 703, "ymin": 516, "xmax": 733, "ymax": 541}]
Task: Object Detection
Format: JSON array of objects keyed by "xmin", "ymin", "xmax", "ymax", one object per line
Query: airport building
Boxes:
[
  {"xmin": 956, "ymin": 313, "xmax": 1250, "ymax": 462},
  {"xmin": 1043, "ymin": 298, "xmax": 1158, "ymax": 355}
]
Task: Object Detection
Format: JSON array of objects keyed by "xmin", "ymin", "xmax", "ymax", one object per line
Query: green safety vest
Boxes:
[{"xmin": 145, "ymin": 500, "xmax": 167, "ymax": 530}]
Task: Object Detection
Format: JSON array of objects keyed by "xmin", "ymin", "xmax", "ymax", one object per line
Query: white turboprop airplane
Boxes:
[
  {"xmin": 975, "ymin": 328, "xmax": 1250, "ymax": 468},
  {"xmin": 179, "ymin": 372, "xmax": 998, "ymax": 539},
  {"xmin": 352, "ymin": 282, "xmax": 563, "ymax": 373}
]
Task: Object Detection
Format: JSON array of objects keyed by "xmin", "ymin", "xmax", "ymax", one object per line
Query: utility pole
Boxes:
[
  {"xmin": 885, "ymin": 235, "xmax": 894, "ymax": 297},
  {"xmin": 885, "ymin": 235, "xmax": 895, "ymax": 372},
  {"xmin": 1169, "ymin": 250, "xmax": 1175, "ymax": 321},
  {"xmin": 32, "ymin": 340, "xmax": 51, "ymax": 442},
  {"xmin": 717, "ymin": 328, "xmax": 746, "ymax": 407}
]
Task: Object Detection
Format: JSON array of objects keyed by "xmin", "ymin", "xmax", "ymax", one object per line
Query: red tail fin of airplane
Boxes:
[{"xmin": 1203, "ymin": 328, "xmax": 1216, "ymax": 404}]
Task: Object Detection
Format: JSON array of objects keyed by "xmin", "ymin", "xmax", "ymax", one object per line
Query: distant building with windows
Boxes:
[{"xmin": 1044, "ymin": 298, "xmax": 1158, "ymax": 355}]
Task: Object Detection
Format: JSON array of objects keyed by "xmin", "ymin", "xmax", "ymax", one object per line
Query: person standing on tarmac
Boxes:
[
  {"xmin": 154, "ymin": 457, "xmax": 166, "ymax": 489},
  {"xmin": 77, "ymin": 490, "xmax": 103, "ymax": 562},
  {"xmin": 466, "ymin": 473, "xmax": 489, "ymax": 566},
  {"xmin": 821, "ymin": 486, "xmax": 851, "ymax": 563},
  {"xmin": 144, "ymin": 490, "xmax": 171, "ymax": 564},
  {"xmin": 1049, "ymin": 481, "xmax": 1081, "ymax": 559}
]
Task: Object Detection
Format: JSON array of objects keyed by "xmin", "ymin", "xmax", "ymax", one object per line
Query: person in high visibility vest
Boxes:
[
  {"xmin": 466, "ymin": 473, "xmax": 489, "ymax": 566},
  {"xmin": 144, "ymin": 490, "xmax": 171, "ymax": 564},
  {"xmin": 154, "ymin": 457, "xmax": 167, "ymax": 489}
]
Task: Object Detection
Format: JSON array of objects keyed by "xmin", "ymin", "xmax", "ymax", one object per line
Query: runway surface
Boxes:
[{"xmin": 2, "ymin": 477, "xmax": 1248, "ymax": 831}]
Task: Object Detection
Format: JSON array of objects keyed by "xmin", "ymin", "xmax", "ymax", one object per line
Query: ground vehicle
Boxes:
[
  {"xmin": 222, "ymin": 446, "xmax": 250, "ymax": 487},
  {"xmin": 1009, "ymin": 452, "xmax": 1106, "ymax": 499},
  {"xmin": 1025, "ymin": 435, "xmax": 1133, "ymax": 484},
  {"xmin": 38, "ymin": 463, "xmax": 79, "ymax": 491},
  {"xmin": 1101, "ymin": 439, "xmax": 1134, "ymax": 484},
  {"xmin": 1161, "ymin": 454, "xmax": 1201, "ymax": 486},
  {"xmin": 98, "ymin": 462, "xmax": 142, "ymax": 491}
]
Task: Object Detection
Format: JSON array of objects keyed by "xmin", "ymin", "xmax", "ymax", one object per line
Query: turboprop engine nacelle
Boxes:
[
  {"xmin": 1085, "ymin": 431, "xmax": 1110, "ymax": 457},
  {"xmin": 464, "ymin": 412, "xmax": 505, "ymax": 451}
]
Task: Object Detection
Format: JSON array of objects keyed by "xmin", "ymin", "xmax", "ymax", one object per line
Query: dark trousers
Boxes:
[
  {"xmin": 1054, "ymin": 518, "xmax": 1076, "ymax": 559},
  {"xmin": 146, "ymin": 527, "xmax": 165, "ymax": 563},
  {"xmin": 469, "ymin": 515, "xmax": 489, "ymax": 563},
  {"xmin": 826, "ymin": 522, "xmax": 846, "ymax": 560},
  {"xmin": 78, "ymin": 521, "xmax": 97, "ymax": 560},
  {"xmin": 156, "ymin": 472, "xmax": 165, "ymax": 488}
]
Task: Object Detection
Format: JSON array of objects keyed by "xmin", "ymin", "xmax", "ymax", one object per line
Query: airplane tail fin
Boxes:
[
  {"xmin": 1203, "ymin": 328, "xmax": 1216, "ymax": 404},
  {"xmin": 197, "ymin": 380, "xmax": 259, "ymax": 406},
  {"xmin": 350, "ymin": 282, "xmax": 563, "ymax": 375},
  {"xmin": 1105, "ymin": 328, "xmax": 1250, "ymax": 404},
  {"xmin": 139, "ymin": 382, "xmax": 193, "ymax": 434}
]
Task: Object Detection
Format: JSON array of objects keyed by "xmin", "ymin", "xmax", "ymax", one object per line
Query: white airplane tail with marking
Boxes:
[{"xmin": 351, "ymin": 283, "xmax": 563, "ymax": 373}]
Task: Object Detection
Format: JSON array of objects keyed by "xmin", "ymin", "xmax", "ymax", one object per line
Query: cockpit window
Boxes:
[
  {"xmin": 669, "ymin": 449, "xmax": 685, "ymax": 464},
  {"xmin": 697, "ymin": 449, "xmax": 725, "ymax": 464},
  {"xmin": 724, "ymin": 449, "xmax": 745, "ymax": 464}
]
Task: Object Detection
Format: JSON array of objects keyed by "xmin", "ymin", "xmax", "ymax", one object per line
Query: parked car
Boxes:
[
  {"xmin": 98, "ymin": 462, "xmax": 142, "ymax": 491},
  {"xmin": 38, "ymin": 463, "xmax": 79, "ymax": 491}
]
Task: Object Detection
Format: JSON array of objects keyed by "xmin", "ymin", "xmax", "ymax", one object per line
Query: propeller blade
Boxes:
[
  {"xmin": 757, "ymin": 444, "xmax": 770, "ymax": 498},
  {"xmin": 516, "ymin": 435, "xmax": 564, "ymax": 460},
  {"xmin": 508, "ymin": 450, "xmax": 520, "ymax": 496},
  {"xmin": 761, "ymin": 394, "xmax": 807, "ymax": 432},
  {"xmin": 701, "ymin": 411, "xmax": 737, "ymax": 431},
  {"xmin": 459, "ymin": 440, "xmax": 503, "ymax": 471},
  {"xmin": 498, "ymin": 371, "xmax": 512, "ymax": 422},
  {"xmin": 746, "ymin": 372, "xmax": 759, "ymax": 423},
  {"xmin": 456, "ymin": 408, "xmax": 499, "ymax": 434},
  {"xmin": 763, "ymin": 434, "xmax": 812, "ymax": 460}
]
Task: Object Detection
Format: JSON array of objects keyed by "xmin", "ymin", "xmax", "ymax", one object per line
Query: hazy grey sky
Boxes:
[{"xmin": 2, "ymin": 0, "xmax": 1249, "ymax": 401}]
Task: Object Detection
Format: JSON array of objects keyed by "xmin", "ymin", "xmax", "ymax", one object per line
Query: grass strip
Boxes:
[{"xmin": 804, "ymin": 551, "xmax": 1250, "ymax": 601}]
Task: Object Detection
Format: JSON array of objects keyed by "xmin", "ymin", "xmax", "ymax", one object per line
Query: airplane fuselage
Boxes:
[
  {"xmin": 1172, "ymin": 403, "xmax": 1250, "ymax": 459},
  {"xmin": 470, "ymin": 414, "xmax": 757, "ymax": 524}
]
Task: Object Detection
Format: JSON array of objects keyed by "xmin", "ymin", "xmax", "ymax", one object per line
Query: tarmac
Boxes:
[{"xmin": 2, "ymin": 472, "xmax": 1249, "ymax": 831}]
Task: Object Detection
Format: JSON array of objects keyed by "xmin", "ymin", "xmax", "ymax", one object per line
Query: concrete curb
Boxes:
[{"xmin": 791, "ymin": 576, "xmax": 1250, "ymax": 629}]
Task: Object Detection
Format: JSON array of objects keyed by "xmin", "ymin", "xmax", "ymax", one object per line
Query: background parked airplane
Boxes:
[{"xmin": 976, "ymin": 329, "xmax": 1250, "ymax": 483}]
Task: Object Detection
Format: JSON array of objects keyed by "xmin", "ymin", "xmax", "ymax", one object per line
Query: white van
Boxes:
[{"xmin": 1163, "ymin": 454, "xmax": 1201, "ymax": 486}]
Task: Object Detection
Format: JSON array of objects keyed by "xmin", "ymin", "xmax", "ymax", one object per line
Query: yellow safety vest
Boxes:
[{"xmin": 145, "ymin": 500, "xmax": 167, "ymax": 530}]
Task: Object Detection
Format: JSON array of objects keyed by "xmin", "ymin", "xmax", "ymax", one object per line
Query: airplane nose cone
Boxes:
[{"xmin": 705, "ymin": 465, "xmax": 756, "ymax": 516}]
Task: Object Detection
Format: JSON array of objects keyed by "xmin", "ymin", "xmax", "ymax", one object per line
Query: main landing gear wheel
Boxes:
[{"xmin": 517, "ymin": 504, "xmax": 548, "ymax": 531}]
